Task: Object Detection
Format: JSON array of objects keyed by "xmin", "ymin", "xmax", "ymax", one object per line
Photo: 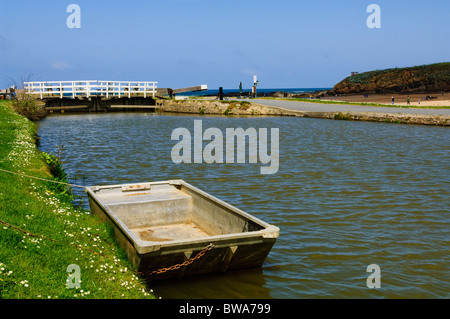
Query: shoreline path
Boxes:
[{"xmin": 250, "ymin": 99, "xmax": 450, "ymax": 116}]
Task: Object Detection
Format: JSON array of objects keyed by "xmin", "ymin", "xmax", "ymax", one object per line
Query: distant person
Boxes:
[
  {"xmin": 407, "ymin": 96, "xmax": 411, "ymax": 105},
  {"xmin": 9, "ymin": 86, "xmax": 16, "ymax": 100},
  {"xmin": 392, "ymin": 96, "xmax": 395, "ymax": 105}
]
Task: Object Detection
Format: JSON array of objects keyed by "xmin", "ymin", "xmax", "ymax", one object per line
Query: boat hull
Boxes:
[{"xmin": 86, "ymin": 180, "xmax": 279, "ymax": 280}]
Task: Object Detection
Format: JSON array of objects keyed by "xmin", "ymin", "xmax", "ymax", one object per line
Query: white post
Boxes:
[
  {"xmin": 60, "ymin": 82, "xmax": 63, "ymax": 99},
  {"xmin": 128, "ymin": 82, "xmax": 131, "ymax": 98}
]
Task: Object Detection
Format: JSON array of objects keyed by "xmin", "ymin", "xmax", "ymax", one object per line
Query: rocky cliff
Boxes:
[{"xmin": 332, "ymin": 62, "xmax": 450, "ymax": 94}]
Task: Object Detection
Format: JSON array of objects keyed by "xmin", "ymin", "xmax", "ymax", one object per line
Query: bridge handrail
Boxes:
[{"xmin": 24, "ymin": 80, "xmax": 158, "ymax": 99}]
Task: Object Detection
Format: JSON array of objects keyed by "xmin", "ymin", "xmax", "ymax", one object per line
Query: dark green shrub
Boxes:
[
  {"xmin": 10, "ymin": 92, "xmax": 47, "ymax": 121},
  {"xmin": 334, "ymin": 112, "xmax": 352, "ymax": 120}
]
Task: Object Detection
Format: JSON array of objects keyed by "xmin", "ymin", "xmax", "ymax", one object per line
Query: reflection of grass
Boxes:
[
  {"xmin": 257, "ymin": 97, "xmax": 450, "ymax": 109},
  {"xmin": 0, "ymin": 101, "xmax": 154, "ymax": 299}
]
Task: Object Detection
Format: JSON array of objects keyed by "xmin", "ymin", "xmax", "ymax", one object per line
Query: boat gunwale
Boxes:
[{"xmin": 86, "ymin": 180, "xmax": 279, "ymax": 255}]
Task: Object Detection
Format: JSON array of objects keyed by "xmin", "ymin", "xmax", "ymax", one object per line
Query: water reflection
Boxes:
[{"xmin": 150, "ymin": 268, "xmax": 272, "ymax": 299}]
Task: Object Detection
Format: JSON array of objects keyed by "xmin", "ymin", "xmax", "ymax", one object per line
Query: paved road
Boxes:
[{"xmin": 250, "ymin": 99, "xmax": 450, "ymax": 116}]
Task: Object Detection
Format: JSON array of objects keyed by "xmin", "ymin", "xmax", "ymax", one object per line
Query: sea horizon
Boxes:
[{"xmin": 187, "ymin": 87, "xmax": 333, "ymax": 96}]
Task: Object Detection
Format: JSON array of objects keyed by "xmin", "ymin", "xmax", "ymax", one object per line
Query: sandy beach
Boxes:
[{"xmin": 321, "ymin": 93, "xmax": 450, "ymax": 107}]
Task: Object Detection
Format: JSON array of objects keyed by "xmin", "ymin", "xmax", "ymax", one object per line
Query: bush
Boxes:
[
  {"xmin": 334, "ymin": 112, "xmax": 352, "ymax": 120},
  {"xmin": 10, "ymin": 91, "xmax": 47, "ymax": 121}
]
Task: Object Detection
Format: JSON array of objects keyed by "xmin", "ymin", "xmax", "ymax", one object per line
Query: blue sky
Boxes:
[{"xmin": 1, "ymin": 0, "xmax": 449, "ymax": 89}]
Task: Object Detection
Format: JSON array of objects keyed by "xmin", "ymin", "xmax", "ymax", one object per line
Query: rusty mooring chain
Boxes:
[{"xmin": 143, "ymin": 243, "xmax": 215, "ymax": 276}]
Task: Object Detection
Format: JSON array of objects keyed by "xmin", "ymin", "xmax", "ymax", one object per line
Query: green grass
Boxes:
[
  {"xmin": 333, "ymin": 112, "xmax": 353, "ymax": 121},
  {"xmin": 0, "ymin": 101, "xmax": 155, "ymax": 299},
  {"xmin": 256, "ymin": 97, "xmax": 450, "ymax": 109}
]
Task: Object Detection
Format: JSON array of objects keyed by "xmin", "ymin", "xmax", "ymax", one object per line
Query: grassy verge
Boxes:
[
  {"xmin": 0, "ymin": 101, "xmax": 155, "ymax": 299},
  {"xmin": 256, "ymin": 97, "xmax": 450, "ymax": 109}
]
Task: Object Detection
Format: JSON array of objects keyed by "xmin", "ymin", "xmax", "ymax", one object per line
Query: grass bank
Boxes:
[{"xmin": 0, "ymin": 101, "xmax": 155, "ymax": 299}]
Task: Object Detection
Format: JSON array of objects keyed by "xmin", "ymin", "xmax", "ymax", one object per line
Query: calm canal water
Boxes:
[{"xmin": 37, "ymin": 113, "xmax": 449, "ymax": 299}]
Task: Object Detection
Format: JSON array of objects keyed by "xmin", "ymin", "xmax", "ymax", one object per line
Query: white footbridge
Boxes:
[
  {"xmin": 24, "ymin": 81, "xmax": 158, "ymax": 99},
  {"xmin": 23, "ymin": 80, "xmax": 208, "ymax": 112}
]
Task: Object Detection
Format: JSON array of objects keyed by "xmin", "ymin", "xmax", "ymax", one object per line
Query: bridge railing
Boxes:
[{"xmin": 24, "ymin": 81, "xmax": 158, "ymax": 99}]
